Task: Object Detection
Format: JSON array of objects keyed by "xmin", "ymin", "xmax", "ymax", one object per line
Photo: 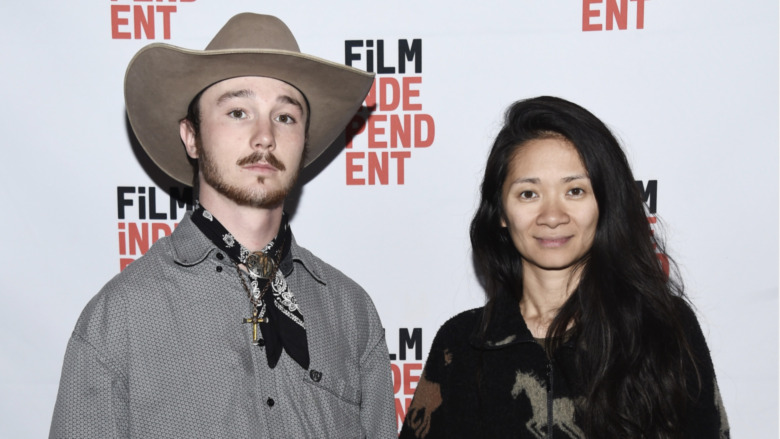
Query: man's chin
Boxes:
[
  {"xmin": 200, "ymin": 170, "xmax": 298, "ymax": 210},
  {"xmin": 234, "ymin": 185, "xmax": 292, "ymax": 209}
]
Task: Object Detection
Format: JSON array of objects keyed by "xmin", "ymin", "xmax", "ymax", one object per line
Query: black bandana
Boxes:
[{"xmin": 190, "ymin": 205, "xmax": 310, "ymax": 370}]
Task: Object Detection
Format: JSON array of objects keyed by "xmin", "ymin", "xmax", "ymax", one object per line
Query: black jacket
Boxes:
[{"xmin": 400, "ymin": 294, "xmax": 729, "ymax": 438}]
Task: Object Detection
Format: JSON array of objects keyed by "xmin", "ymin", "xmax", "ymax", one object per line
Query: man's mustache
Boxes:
[{"xmin": 236, "ymin": 151, "xmax": 286, "ymax": 171}]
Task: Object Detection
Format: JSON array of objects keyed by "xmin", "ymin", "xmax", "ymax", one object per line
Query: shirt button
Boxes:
[
  {"xmin": 216, "ymin": 252, "xmax": 224, "ymax": 260},
  {"xmin": 267, "ymin": 398, "xmax": 275, "ymax": 407},
  {"xmin": 256, "ymin": 338, "xmax": 266, "ymax": 347},
  {"xmin": 216, "ymin": 266, "xmax": 223, "ymax": 273}
]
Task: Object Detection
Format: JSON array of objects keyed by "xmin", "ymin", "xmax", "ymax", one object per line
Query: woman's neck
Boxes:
[{"xmin": 519, "ymin": 265, "xmax": 580, "ymax": 338}]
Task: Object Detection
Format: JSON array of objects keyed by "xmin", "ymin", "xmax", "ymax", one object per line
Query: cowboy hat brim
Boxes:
[{"xmin": 125, "ymin": 44, "xmax": 374, "ymax": 186}]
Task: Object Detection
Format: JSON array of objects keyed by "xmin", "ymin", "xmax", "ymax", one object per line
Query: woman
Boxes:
[{"xmin": 400, "ymin": 96, "xmax": 729, "ymax": 438}]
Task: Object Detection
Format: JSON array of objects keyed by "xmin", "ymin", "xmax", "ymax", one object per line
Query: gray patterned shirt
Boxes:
[{"xmin": 50, "ymin": 214, "xmax": 396, "ymax": 438}]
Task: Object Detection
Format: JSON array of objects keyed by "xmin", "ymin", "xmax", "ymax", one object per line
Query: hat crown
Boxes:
[{"xmin": 205, "ymin": 13, "xmax": 300, "ymax": 52}]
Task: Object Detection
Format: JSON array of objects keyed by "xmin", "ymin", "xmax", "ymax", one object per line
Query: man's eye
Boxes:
[
  {"xmin": 228, "ymin": 109, "xmax": 247, "ymax": 119},
  {"xmin": 276, "ymin": 114, "xmax": 296, "ymax": 124}
]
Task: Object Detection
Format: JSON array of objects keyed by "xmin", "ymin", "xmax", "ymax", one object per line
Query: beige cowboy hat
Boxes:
[{"xmin": 124, "ymin": 13, "xmax": 374, "ymax": 186}]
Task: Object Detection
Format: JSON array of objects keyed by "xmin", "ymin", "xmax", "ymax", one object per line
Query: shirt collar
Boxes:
[{"xmin": 171, "ymin": 212, "xmax": 325, "ymax": 283}]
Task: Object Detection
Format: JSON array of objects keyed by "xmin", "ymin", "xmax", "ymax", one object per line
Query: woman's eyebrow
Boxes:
[{"xmin": 562, "ymin": 174, "xmax": 588, "ymax": 183}]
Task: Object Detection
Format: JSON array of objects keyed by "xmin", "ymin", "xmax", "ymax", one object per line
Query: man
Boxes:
[{"xmin": 50, "ymin": 13, "xmax": 396, "ymax": 438}]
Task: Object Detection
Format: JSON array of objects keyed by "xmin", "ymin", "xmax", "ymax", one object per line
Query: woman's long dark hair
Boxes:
[{"xmin": 471, "ymin": 96, "xmax": 699, "ymax": 438}]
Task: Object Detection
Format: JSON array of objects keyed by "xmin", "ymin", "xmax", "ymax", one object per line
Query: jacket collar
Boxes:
[
  {"xmin": 469, "ymin": 291, "xmax": 578, "ymax": 351},
  {"xmin": 170, "ymin": 212, "xmax": 325, "ymax": 282},
  {"xmin": 469, "ymin": 292, "xmax": 536, "ymax": 350}
]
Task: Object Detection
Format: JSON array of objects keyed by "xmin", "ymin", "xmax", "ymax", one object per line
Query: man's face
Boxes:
[{"xmin": 180, "ymin": 76, "xmax": 307, "ymax": 210}]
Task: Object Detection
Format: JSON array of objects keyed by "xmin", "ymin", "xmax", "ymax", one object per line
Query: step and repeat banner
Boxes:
[{"xmin": 1, "ymin": 1, "xmax": 777, "ymax": 437}]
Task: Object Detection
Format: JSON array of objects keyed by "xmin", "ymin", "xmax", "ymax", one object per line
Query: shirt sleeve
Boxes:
[
  {"xmin": 681, "ymin": 306, "xmax": 731, "ymax": 438},
  {"xmin": 399, "ymin": 322, "xmax": 449, "ymax": 439},
  {"xmin": 49, "ymin": 332, "xmax": 129, "ymax": 439},
  {"xmin": 358, "ymin": 325, "xmax": 397, "ymax": 438}
]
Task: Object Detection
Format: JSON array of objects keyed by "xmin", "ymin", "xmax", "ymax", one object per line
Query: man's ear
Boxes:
[{"xmin": 180, "ymin": 119, "xmax": 199, "ymax": 159}]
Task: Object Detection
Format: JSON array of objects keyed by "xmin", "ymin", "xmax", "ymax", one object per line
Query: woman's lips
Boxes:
[{"xmin": 535, "ymin": 236, "xmax": 572, "ymax": 247}]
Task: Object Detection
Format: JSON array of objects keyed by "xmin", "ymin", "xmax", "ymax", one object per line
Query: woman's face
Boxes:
[{"xmin": 501, "ymin": 136, "xmax": 599, "ymax": 275}]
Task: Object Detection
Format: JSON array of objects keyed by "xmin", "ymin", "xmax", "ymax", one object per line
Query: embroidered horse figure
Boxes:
[{"xmin": 511, "ymin": 370, "xmax": 584, "ymax": 439}]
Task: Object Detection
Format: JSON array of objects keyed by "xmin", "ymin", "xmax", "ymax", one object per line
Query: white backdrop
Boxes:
[{"xmin": 1, "ymin": 1, "xmax": 777, "ymax": 437}]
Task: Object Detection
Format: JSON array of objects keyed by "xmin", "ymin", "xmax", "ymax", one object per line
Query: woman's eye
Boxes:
[
  {"xmin": 568, "ymin": 188, "xmax": 584, "ymax": 196},
  {"xmin": 519, "ymin": 191, "xmax": 536, "ymax": 199}
]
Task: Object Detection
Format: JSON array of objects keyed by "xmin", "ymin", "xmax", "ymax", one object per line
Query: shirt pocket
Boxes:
[
  {"xmin": 302, "ymin": 367, "xmax": 361, "ymax": 406},
  {"xmin": 301, "ymin": 367, "xmax": 363, "ymax": 438}
]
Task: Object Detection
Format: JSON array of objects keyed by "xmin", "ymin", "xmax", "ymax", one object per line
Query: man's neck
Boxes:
[{"xmin": 198, "ymin": 190, "xmax": 283, "ymax": 252}]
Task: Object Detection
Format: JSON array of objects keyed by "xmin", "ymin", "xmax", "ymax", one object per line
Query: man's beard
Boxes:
[{"xmin": 196, "ymin": 138, "xmax": 300, "ymax": 209}]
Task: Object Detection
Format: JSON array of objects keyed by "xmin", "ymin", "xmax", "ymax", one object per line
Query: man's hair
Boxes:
[
  {"xmin": 470, "ymin": 96, "xmax": 699, "ymax": 438},
  {"xmin": 184, "ymin": 88, "xmax": 206, "ymax": 137}
]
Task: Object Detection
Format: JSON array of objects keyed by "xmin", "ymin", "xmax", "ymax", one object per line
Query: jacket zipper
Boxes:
[{"xmin": 547, "ymin": 361, "xmax": 554, "ymax": 439}]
